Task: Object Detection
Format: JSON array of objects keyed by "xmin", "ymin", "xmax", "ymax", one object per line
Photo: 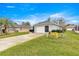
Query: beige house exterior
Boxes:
[
  {"xmin": 0, "ymin": 24, "xmax": 30, "ymax": 34},
  {"xmin": 66, "ymin": 24, "xmax": 75, "ymax": 31},
  {"xmin": 34, "ymin": 20, "xmax": 62, "ymax": 33},
  {"xmin": 7, "ymin": 27, "xmax": 29, "ymax": 33}
]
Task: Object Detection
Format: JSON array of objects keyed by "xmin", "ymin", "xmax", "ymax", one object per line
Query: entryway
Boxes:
[{"xmin": 45, "ymin": 26, "xmax": 49, "ymax": 32}]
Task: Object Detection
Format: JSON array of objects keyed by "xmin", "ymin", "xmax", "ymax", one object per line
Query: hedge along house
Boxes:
[{"xmin": 33, "ymin": 17, "xmax": 65, "ymax": 33}]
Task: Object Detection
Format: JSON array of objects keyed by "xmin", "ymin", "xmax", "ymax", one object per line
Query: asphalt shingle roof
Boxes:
[{"xmin": 34, "ymin": 20, "xmax": 60, "ymax": 27}]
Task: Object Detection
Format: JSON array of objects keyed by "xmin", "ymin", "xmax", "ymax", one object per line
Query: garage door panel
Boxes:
[{"xmin": 35, "ymin": 26, "xmax": 45, "ymax": 33}]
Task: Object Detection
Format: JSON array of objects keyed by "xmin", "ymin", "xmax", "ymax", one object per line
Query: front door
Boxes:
[{"xmin": 45, "ymin": 26, "xmax": 49, "ymax": 32}]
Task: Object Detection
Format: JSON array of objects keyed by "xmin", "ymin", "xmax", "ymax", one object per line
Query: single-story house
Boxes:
[
  {"xmin": 7, "ymin": 25, "xmax": 30, "ymax": 33},
  {"xmin": 33, "ymin": 20, "xmax": 63, "ymax": 33},
  {"xmin": 66, "ymin": 24, "xmax": 75, "ymax": 31},
  {"xmin": 0, "ymin": 25, "xmax": 30, "ymax": 33},
  {"xmin": 74, "ymin": 25, "xmax": 79, "ymax": 33}
]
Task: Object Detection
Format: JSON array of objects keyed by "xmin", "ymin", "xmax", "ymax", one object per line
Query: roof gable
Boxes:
[{"xmin": 34, "ymin": 20, "xmax": 60, "ymax": 27}]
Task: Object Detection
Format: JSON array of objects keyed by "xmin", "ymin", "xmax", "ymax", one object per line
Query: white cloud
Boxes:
[
  {"xmin": 13, "ymin": 11, "xmax": 79, "ymax": 25},
  {"xmin": 25, "ymin": 15, "xmax": 48, "ymax": 25},
  {"xmin": 66, "ymin": 16, "xmax": 79, "ymax": 24},
  {"xmin": 13, "ymin": 13, "xmax": 50, "ymax": 25},
  {"xmin": 6, "ymin": 6, "xmax": 15, "ymax": 8},
  {"xmin": 50, "ymin": 13, "xmax": 65, "ymax": 18},
  {"xmin": 50, "ymin": 12, "xmax": 79, "ymax": 24}
]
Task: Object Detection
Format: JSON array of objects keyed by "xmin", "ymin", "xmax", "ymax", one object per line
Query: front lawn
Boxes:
[
  {"xmin": 0, "ymin": 31, "xmax": 79, "ymax": 56},
  {"xmin": 0, "ymin": 32, "xmax": 29, "ymax": 39}
]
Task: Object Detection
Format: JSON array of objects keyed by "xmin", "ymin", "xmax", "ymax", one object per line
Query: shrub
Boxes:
[
  {"xmin": 51, "ymin": 30, "xmax": 63, "ymax": 33},
  {"xmin": 15, "ymin": 30, "xmax": 19, "ymax": 32}
]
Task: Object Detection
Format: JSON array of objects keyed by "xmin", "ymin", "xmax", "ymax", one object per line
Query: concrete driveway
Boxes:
[{"xmin": 0, "ymin": 33, "xmax": 44, "ymax": 52}]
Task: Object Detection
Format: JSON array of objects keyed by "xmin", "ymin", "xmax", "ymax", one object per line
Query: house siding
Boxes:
[
  {"xmin": 49, "ymin": 25, "xmax": 61, "ymax": 32},
  {"xmin": 34, "ymin": 25, "xmax": 61, "ymax": 33}
]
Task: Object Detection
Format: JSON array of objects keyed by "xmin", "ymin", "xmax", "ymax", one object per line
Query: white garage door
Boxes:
[{"xmin": 34, "ymin": 26, "xmax": 45, "ymax": 33}]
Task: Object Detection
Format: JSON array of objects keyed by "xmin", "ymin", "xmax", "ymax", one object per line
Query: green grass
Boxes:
[
  {"xmin": 0, "ymin": 31, "xmax": 79, "ymax": 56},
  {"xmin": 0, "ymin": 32, "xmax": 29, "ymax": 39}
]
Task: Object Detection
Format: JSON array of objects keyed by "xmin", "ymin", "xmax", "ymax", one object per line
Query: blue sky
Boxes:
[{"xmin": 0, "ymin": 3, "xmax": 79, "ymax": 25}]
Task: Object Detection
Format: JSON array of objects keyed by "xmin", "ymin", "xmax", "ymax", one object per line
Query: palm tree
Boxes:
[
  {"xmin": 0, "ymin": 18, "xmax": 17, "ymax": 34},
  {"xmin": 0, "ymin": 18, "xmax": 8, "ymax": 34}
]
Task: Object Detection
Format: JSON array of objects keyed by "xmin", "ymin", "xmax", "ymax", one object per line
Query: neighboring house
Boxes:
[
  {"xmin": 33, "ymin": 20, "xmax": 63, "ymax": 33},
  {"xmin": 0, "ymin": 23, "xmax": 31, "ymax": 33},
  {"xmin": 74, "ymin": 25, "xmax": 79, "ymax": 33},
  {"xmin": 66, "ymin": 24, "xmax": 75, "ymax": 31},
  {"xmin": 8, "ymin": 25, "xmax": 30, "ymax": 33}
]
